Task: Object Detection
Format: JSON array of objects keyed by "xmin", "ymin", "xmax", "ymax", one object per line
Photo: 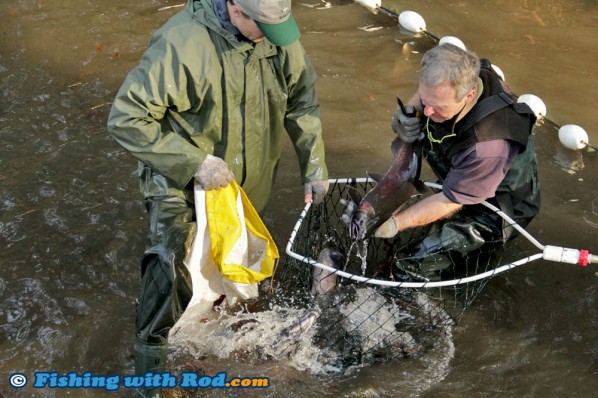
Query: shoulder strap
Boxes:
[
  {"xmin": 457, "ymin": 92, "xmax": 513, "ymax": 134},
  {"xmin": 480, "ymin": 58, "xmax": 494, "ymax": 72}
]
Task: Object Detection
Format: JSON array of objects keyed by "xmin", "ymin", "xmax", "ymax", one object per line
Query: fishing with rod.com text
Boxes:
[{"xmin": 8, "ymin": 371, "xmax": 270, "ymax": 392}]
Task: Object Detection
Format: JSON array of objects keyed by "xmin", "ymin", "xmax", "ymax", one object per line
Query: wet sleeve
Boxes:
[
  {"xmin": 106, "ymin": 34, "xmax": 205, "ymax": 189},
  {"xmin": 442, "ymin": 140, "xmax": 518, "ymax": 205},
  {"xmin": 282, "ymin": 43, "xmax": 328, "ymax": 184}
]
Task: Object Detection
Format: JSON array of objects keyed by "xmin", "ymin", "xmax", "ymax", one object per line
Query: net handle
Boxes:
[
  {"xmin": 423, "ymin": 182, "xmax": 545, "ymax": 250},
  {"xmin": 425, "ymin": 182, "xmax": 597, "ymax": 267},
  {"xmin": 285, "ymin": 178, "xmax": 595, "ymax": 288}
]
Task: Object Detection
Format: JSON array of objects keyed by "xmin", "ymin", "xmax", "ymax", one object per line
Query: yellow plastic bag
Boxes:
[{"xmin": 205, "ymin": 181, "xmax": 279, "ymax": 285}]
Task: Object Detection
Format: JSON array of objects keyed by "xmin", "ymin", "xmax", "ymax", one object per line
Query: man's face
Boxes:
[
  {"xmin": 418, "ymin": 82, "xmax": 473, "ymax": 123},
  {"xmin": 229, "ymin": 5, "xmax": 265, "ymax": 43}
]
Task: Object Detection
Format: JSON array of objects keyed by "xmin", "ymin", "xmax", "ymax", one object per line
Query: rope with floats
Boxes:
[{"xmin": 353, "ymin": 0, "xmax": 597, "ymax": 153}]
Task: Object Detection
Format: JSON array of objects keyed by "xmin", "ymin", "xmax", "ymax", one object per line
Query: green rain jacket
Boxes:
[{"xmin": 107, "ymin": 0, "xmax": 328, "ymax": 212}]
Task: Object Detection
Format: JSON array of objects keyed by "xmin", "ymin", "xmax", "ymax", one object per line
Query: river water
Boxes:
[{"xmin": 1, "ymin": 0, "xmax": 597, "ymax": 397}]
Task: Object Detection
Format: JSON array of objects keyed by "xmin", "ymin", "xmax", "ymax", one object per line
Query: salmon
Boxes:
[{"xmin": 349, "ymin": 137, "xmax": 424, "ymax": 240}]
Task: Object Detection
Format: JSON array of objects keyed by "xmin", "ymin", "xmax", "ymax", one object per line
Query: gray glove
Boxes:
[
  {"xmin": 194, "ymin": 154, "xmax": 234, "ymax": 190},
  {"xmin": 373, "ymin": 215, "xmax": 399, "ymax": 239},
  {"xmin": 339, "ymin": 198, "xmax": 356, "ymax": 225},
  {"xmin": 391, "ymin": 105, "xmax": 423, "ymax": 143},
  {"xmin": 304, "ymin": 180, "xmax": 329, "ymax": 205}
]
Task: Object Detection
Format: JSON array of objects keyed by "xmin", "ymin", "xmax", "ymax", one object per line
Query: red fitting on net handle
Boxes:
[
  {"xmin": 578, "ymin": 250, "xmax": 590, "ymax": 266},
  {"xmin": 542, "ymin": 245, "xmax": 595, "ymax": 265}
]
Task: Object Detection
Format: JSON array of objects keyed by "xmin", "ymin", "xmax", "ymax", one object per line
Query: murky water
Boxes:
[{"xmin": 1, "ymin": 0, "xmax": 597, "ymax": 397}]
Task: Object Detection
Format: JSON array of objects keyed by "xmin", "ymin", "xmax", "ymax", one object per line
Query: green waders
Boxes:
[{"xmin": 134, "ymin": 195, "xmax": 195, "ymax": 397}]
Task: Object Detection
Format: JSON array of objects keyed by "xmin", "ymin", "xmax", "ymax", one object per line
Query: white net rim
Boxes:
[{"xmin": 285, "ymin": 178, "xmax": 547, "ymax": 288}]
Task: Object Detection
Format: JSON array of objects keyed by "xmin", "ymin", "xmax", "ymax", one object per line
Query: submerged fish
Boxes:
[
  {"xmin": 280, "ymin": 307, "xmax": 322, "ymax": 338},
  {"xmin": 349, "ymin": 137, "xmax": 425, "ymax": 240}
]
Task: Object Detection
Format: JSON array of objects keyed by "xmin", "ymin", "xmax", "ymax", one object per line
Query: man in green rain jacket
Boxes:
[{"xmin": 107, "ymin": 0, "xmax": 328, "ymax": 394}]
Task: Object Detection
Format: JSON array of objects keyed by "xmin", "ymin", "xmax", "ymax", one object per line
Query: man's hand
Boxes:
[
  {"xmin": 339, "ymin": 198, "xmax": 356, "ymax": 225},
  {"xmin": 304, "ymin": 180, "xmax": 329, "ymax": 205},
  {"xmin": 194, "ymin": 155, "xmax": 234, "ymax": 190},
  {"xmin": 391, "ymin": 105, "xmax": 422, "ymax": 143},
  {"xmin": 374, "ymin": 215, "xmax": 399, "ymax": 239}
]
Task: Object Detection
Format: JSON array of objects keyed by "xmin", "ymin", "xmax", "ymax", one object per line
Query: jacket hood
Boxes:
[
  {"xmin": 186, "ymin": 0, "xmax": 240, "ymax": 45},
  {"xmin": 187, "ymin": 0, "xmax": 220, "ymax": 29}
]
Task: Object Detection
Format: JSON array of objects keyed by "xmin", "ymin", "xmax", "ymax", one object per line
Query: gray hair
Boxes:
[{"xmin": 419, "ymin": 44, "xmax": 481, "ymax": 100}]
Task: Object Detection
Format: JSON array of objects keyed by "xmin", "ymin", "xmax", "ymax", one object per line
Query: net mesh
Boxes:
[{"xmin": 270, "ymin": 177, "xmax": 535, "ymax": 369}]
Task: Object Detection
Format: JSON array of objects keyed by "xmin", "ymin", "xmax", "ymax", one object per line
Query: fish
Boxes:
[
  {"xmin": 277, "ymin": 246, "xmax": 344, "ymax": 348},
  {"xmin": 311, "ymin": 247, "xmax": 344, "ymax": 296},
  {"xmin": 279, "ymin": 307, "xmax": 322, "ymax": 338},
  {"xmin": 280, "ymin": 247, "xmax": 344, "ymax": 342},
  {"xmin": 349, "ymin": 136, "xmax": 425, "ymax": 240}
]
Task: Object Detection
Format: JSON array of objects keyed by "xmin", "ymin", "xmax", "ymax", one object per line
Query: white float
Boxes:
[
  {"xmin": 439, "ymin": 36, "xmax": 466, "ymax": 50},
  {"xmin": 398, "ymin": 10, "xmax": 426, "ymax": 34},
  {"xmin": 559, "ymin": 125, "xmax": 590, "ymax": 150},
  {"xmin": 491, "ymin": 64, "xmax": 505, "ymax": 81},
  {"xmin": 353, "ymin": 0, "xmax": 381, "ymax": 13},
  {"xmin": 517, "ymin": 94, "xmax": 547, "ymax": 118}
]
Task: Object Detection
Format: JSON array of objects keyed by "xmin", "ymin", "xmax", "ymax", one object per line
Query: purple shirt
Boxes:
[{"xmin": 442, "ymin": 139, "xmax": 519, "ymax": 205}]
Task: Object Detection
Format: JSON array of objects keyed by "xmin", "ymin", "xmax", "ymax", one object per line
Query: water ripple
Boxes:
[
  {"xmin": 64, "ymin": 297, "xmax": 90, "ymax": 315},
  {"xmin": 43, "ymin": 207, "xmax": 67, "ymax": 231},
  {"xmin": 0, "ymin": 220, "xmax": 27, "ymax": 242},
  {"xmin": 0, "ymin": 278, "xmax": 66, "ymax": 358}
]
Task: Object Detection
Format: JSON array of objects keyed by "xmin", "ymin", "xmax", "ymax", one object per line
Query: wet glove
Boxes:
[
  {"xmin": 391, "ymin": 105, "xmax": 423, "ymax": 143},
  {"xmin": 339, "ymin": 199, "xmax": 356, "ymax": 225},
  {"xmin": 304, "ymin": 180, "xmax": 329, "ymax": 205},
  {"xmin": 374, "ymin": 215, "xmax": 399, "ymax": 239},
  {"xmin": 194, "ymin": 155, "xmax": 234, "ymax": 190}
]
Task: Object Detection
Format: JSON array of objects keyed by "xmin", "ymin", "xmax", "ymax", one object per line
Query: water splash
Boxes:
[
  {"xmin": 169, "ymin": 285, "xmax": 455, "ymax": 384},
  {"xmin": 347, "ymin": 240, "xmax": 369, "ymax": 275}
]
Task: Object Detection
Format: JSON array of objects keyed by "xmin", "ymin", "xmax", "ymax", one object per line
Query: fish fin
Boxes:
[
  {"xmin": 280, "ymin": 307, "xmax": 322, "ymax": 338},
  {"xmin": 366, "ymin": 172, "xmax": 384, "ymax": 184},
  {"xmin": 327, "ymin": 249, "xmax": 345, "ymax": 266},
  {"xmin": 332, "ymin": 252, "xmax": 345, "ymax": 265},
  {"xmin": 347, "ymin": 186, "xmax": 362, "ymax": 204}
]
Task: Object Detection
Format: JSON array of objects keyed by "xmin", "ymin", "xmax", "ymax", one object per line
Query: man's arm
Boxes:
[
  {"xmin": 375, "ymin": 191, "xmax": 462, "ymax": 238},
  {"xmin": 395, "ymin": 192, "xmax": 462, "ymax": 232},
  {"xmin": 281, "ymin": 43, "xmax": 329, "ymax": 202},
  {"xmin": 107, "ymin": 32, "xmax": 210, "ymax": 190}
]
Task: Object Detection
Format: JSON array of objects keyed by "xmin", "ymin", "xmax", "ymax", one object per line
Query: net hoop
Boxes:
[{"xmin": 285, "ymin": 179, "xmax": 559, "ymax": 289}]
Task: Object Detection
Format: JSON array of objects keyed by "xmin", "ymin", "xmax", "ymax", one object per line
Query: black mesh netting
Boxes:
[{"xmin": 267, "ymin": 177, "xmax": 536, "ymax": 369}]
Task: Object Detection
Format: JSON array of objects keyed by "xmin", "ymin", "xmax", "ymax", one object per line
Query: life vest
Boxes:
[{"xmin": 423, "ymin": 59, "xmax": 541, "ymax": 238}]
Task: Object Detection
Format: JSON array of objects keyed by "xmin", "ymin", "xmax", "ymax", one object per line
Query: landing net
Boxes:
[{"xmin": 272, "ymin": 177, "xmax": 593, "ymax": 369}]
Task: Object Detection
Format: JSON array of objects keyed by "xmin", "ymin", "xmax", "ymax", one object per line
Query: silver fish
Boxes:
[
  {"xmin": 311, "ymin": 247, "xmax": 344, "ymax": 296},
  {"xmin": 279, "ymin": 247, "xmax": 344, "ymax": 345}
]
